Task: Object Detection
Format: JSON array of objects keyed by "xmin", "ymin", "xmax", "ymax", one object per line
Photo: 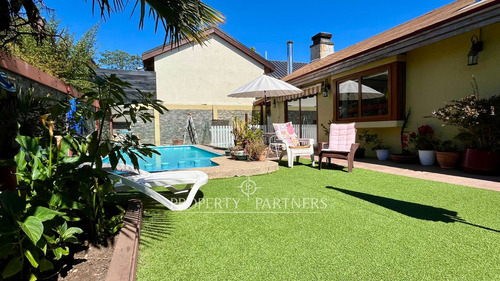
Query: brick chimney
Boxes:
[{"xmin": 310, "ymin": 32, "xmax": 334, "ymax": 62}]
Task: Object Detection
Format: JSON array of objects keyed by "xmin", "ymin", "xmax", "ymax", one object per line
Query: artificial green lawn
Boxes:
[{"xmin": 130, "ymin": 160, "xmax": 500, "ymax": 280}]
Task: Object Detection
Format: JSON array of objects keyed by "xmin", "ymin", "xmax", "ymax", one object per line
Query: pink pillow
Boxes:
[
  {"xmin": 273, "ymin": 122, "xmax": 300, "ymax": 146},
  {"xmin": 328, "ymin": 123, "xmax": 356, "ymax": 151}
]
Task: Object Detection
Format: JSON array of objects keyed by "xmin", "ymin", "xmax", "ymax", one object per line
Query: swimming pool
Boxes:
[{"xmin": 104, "ymin": 145, "xmax": 221, "ymax": 172}]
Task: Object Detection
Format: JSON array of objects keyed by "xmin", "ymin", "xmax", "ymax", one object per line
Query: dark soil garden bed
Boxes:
[
  {"xmin": 57, "ymin": 238, "xmax": 116, "ymax": 281},
  {"xmin": 46, "ymin": 199, "xmax": 142, "ymax": 281}
]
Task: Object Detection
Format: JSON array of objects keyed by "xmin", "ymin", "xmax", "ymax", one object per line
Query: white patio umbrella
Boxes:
[
  {"xmin": 228, "ymin": 75, "xmax": 302, "ymax": 128},
  {"xmin": 228, "ymin": 75, "xmax": 302, "ymax": 98},
  {"xmin": 339, "ymin": 80, "xmax": 384, "ymax": 100}
]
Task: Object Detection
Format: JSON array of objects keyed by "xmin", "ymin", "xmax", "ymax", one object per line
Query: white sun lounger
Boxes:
[{"xmin": 107, "ymin": 164, "xmax": 208, "ymax": 211}]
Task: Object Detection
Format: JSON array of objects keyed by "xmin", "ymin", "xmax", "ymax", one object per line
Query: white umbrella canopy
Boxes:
[
  {"xmin": 339, "ymin": 80, "xmax": 384, "ymax": 100},
  {"xmin": 228, "ymin": 75, "xmax": 302, "ymax": 98}
]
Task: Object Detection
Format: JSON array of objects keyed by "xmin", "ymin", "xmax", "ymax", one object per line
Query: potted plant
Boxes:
[
  {"xmin": 432, "ymin": 78, "xmax": 499, "ymax": 174},
  {"xmin": 231, "ymin": 116, "xmax": 249, "ymax": 147},
  {"xmin": 356, "ymin": 129, "xmax": 378, "ymax": 158},
  {"xmin": 230, "ymin": 145, "xmax": 245, "ymax": 159},
  {"xmin": 408, "ymin": 125, "xmax": 438, "ymax": 166},
  {"xmin": 372, "ymin": 135, "xmax": 390, "ymax": 161},
  {"xmin": 435, "ymin": 140, "xmax": 460, "ymax": 169},
  {"xmin": 391, "ymin": 110, "xmax": 418, "ymax": 163},
  {"xmin": 246, "ymin": 139, "xmax": 268, "ymax": 161}
]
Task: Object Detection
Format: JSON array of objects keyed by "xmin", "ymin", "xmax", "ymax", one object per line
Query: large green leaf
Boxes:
[
  {"xmin": 19, "ymin": 216, "xmax": 43, "ymax": 245},
  {"xmin": 64, "ymin": 227, "xmax": 83, "ymax": 237},
  {"xmin": 14, "ymin": 149, "xmax": 27, "ymax": 171},
  {"xmin": 32, "ymin": 206, "xmax": 65, "ymax": 222},
  {"xmin": 31, "ymin": 157, "xmax": 47, "ymax": 181},
  {"xmin": 16, "ymin": 135, "xmax": 40, "ymax": 156},
  {"xmin": 2, "ymin": 257, "xmax": 23, "ymax": 279}
]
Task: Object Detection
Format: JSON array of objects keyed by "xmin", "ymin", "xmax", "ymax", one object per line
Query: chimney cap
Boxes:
[
  {"xmin": 311, "ymin": 32, "xmax": 333, "ymax": 45},
  {"xmin": 287, "ymin": 40, "xmax": 293, "ymax": 44}
]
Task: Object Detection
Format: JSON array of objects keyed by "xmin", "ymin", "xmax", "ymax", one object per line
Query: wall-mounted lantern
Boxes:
[
  {"xmin": 467, "ymin": 35, "xmax": 483, "ymax": 66},
  {"xmin": 322, "ymin": 81, "xmax": 331, "ymax": 97}
]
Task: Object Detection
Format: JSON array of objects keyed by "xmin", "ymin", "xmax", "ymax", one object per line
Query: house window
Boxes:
[
  {"xmin": 286, "ymin": 95, "xmax": 317, "ymax": 141},
  {"xmin": 335, "ymin": 62, "xmax": 404, "ymax": 122}
]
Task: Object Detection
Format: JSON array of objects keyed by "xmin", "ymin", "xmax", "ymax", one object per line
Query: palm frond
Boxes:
[{"xmin": 92, "ymin": 0, "xmax": 225, "ymax": 45}]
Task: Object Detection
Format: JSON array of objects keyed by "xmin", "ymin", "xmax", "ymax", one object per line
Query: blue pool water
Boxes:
[{"xmin": 104, "ymin": 145, "xmax": 220, "ymax": 172}]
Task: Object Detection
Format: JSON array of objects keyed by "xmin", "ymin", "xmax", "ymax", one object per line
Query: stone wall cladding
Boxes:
[
  {"xmin": 131, "ymin": 111, "xmax": 156, "ymax": 145},
  {"xmin": 112, "ymin": 109, "xmax": 155, "ymax": 145},
  {"xmin": 159, "ymin": 109, "xmax": 212, "ymax": 145},
  {"xmin": 217, "ymin": 110, "xmax": 252, "ymax": 123},
  {"xmin": 157, "ymin": 109, "xmax": 251, "ymax": 145},
  {"xmin": 110, "ymin": 109, "xmax": 255, "ymax": 146}
]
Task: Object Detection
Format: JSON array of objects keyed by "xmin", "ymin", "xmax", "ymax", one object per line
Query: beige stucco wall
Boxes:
[{"xmin": 154, "ymin": 34, "xmax": 265, "ymax": 106}]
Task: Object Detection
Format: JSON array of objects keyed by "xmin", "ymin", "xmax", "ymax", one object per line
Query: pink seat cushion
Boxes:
[
  {"xmin": 328, "ymin": 123, "xmax": 356, "ymax": 152},
  {"xmin": 273, "ymin": 122, "xmax": 300, "ymax": 147}
]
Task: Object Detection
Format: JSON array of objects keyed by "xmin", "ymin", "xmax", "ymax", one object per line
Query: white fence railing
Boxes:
[
  {"xmin": 298, "ymin": 124, "xmax": 317, "ymax": 141},
  {"xmin": 210, "ymin": 124, "xmax": 318, "ymax": 148},
  {"xmin": 210, "ymin": 125, "xmax": 234, "ymax": 148}
]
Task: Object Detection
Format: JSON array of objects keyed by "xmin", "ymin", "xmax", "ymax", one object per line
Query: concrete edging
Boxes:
[{"xmin": 105, "ymin": 199, "xmax": 143, "ymax": 281}]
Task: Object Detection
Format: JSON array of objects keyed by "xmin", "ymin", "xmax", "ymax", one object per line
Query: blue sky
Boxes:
[{"xmin": 44, "ymin": 0, "xmax": 454, "ymax": 63}]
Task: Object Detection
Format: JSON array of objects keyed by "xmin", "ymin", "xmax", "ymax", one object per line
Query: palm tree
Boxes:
[{"xmin": 0, "ymin": 0, "xmax": 225, "ymax": 47}]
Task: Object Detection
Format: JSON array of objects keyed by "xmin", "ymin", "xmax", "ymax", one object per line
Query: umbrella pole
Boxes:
[{"xmin": 264, "ymin": 94, "xmax": 267, "ymax": 132}]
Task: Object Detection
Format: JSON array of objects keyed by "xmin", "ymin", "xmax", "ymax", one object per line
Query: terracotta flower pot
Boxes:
[
  {"xmin": 391, "ymin": 154, "xmax": 418, "ymax": 164},
  {"xmin": 435, "ymin": 151, "xmax": 460, "ymax": 169},
  {"xmin": 462, "ymin": 148, "xmax": 499, "ymax": 174},
  {"xmin": 172, "ymin": 139, "xmax": 184, "ymax": 145},
  {"xmin": 258, "ymin": 152, "xmax": 267, "ymax": 161}
]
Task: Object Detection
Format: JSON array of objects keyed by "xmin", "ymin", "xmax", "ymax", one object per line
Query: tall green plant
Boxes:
[
  {"xmin": 0, "ymin": 188, "xmax": 82, "ymax": 280},
  {"xmin": 15, "ymin": 71, "xmax": 166, "ymax": 246},
  {"xmin": 357, "ymin": 130, "xmax": 378, "ymax": 150}
]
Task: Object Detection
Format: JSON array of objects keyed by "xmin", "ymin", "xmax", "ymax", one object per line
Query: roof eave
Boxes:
[
  {"xmin": 141, "ymin": 27, "xmax": 275, "ymax": 72},
  {"xmin": 283, "ymin": 0, "xmax": 500, "ymax": 85}
]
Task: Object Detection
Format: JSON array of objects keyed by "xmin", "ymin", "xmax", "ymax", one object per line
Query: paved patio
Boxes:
[
  {"xmin": 196, "ymin": 145, "xmax": 499, "ymax": 192},
  {"xmin": 190, "ymin": 146, "xmax": 279, "ymax": 179},
  {"xmin": 314, "ymin": 155, "xmax": 500, "ymax": 192}
]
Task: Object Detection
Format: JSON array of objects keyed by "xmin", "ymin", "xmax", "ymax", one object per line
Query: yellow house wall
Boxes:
[
  {"xmin": 154, "ymin": 34, "xmax": 264, "ymax": 106},
  {"xmin": 357, "ymin": 23, "xmax": 500, "ymax": 156},
  {"xmin": 277, "ymin": 23, "xmax": 500, "ymax": 157},
  {"xmin": 405, "ymin": 23, "xmax": 500, "ymax": 149},
  {"xmin": 270, "ymin": 99, "xmax": 286, "ymax": 123}
]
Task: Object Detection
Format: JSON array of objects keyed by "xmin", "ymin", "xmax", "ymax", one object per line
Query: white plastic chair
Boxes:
[{"xmin": 272, "ymin": 122, "xmax": 315, "ymax": 168}]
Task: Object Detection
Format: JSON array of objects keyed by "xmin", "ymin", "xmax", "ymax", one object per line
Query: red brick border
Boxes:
[{"xmin": 105, "ymin": 199, "xmax": 143, "ymax": 281}]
